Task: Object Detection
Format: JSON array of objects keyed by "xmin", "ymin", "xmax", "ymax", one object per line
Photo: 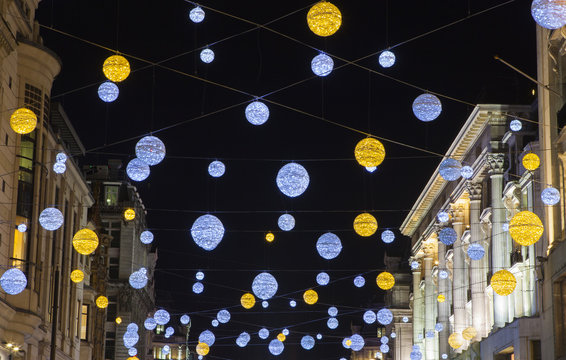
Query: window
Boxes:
[
  {"xmin": 102, "ymin": 221, "xmax": 121, "ymax": 248},
  {"xmin": 109, "ymin": 257, "xmax": 119, "ymax": 279},
  {"xmin": 104, "ymin": 185, "xmax": 119, "ymax": 206},
  {"xmin": 80, "ymin": 304, "xmax": 89, "ymax": 340},
  {"xmin": 104, "ymin": 333, "xmax": 115, "ymax": 359},
  {"xmin": 153, "ymin": 346, "xmax": 172, "ymax": 359},
  {"xmin": 156, "ymin": 325, "xmax": 164, "ymax": 335},
  {"xmin": 554, "ymin": 277, "xmax": 566, "ymax": 357},
  {"xmin": 24, "ymin": 84, "xmax": 42, "ymax": 118},
  {"xmin": 106, "ymin": 296, "xmax": 117, "ymax": 321}
]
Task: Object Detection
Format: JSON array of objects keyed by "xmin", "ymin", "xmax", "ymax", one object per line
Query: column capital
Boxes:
[
  {"xmin": 487, "ymin": 153, "xmax": 506, "ymax": 175},
  {"xmin": 450, "ymin": 202, "xmax": 466, "ymax": 223},
  {"xmin": 466, "ymin": 181, "xmax": 483, "ymax": 201}
]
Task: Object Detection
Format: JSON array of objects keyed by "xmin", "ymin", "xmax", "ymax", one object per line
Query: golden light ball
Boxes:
[
  {"xmin": 522, "ymin": 153, "xmax": 540, "ymax": 171},
  {"xmin": 491, "ymin": 269, "xmax": 517, "ymax": 296},
  {"xmin": 102, "ymin": 55, "xmax": 130, "ymax": 82},
  {"xmin": 277, "ymin": 333, "xmax": 286, "ymax": 342},
  {"xmin": 72, "ymin": 229, "xmax": 99, "ymax": 255},
  {"xmin": 437, "ymin": 294, "xmax": 446, "ymax": 303},
  {"xmin": 10, "ymin": 108, "xmax": 37, "ymax": 134},
  {"xmin": 196, "ymin": 342, "xmax": 210, "ymax": 356},
  {"xmin": 354, "ymin": 138, "xmax": 385, "ymax": 167},
  {"xmin": 509, "ymin": 210, "xmax": 544, "ymax": 246},
  {"xmin": 127, "ymin": 357, "xmax": 138, "ymax": 360},
  {"xmin": 345, "ymin": 339, "xmax": 352, "ymax": 347},
  {"xmin": 376, "ymin": 271, "xmax": 395, "ymax": 290},
  {"xmin": 124, "ymin": 208, "xmax": 136, "ymax": 221},
  {"xmin": 265, "ymin": 232, "xmax": 275, "ymax": 242},
  {"xmin": 96, "ymin": 295, "xmax": 108, "ymax": 309},
  {"xmin": 303, "ymin": 289, "xmax": 319, "ymax": 305},
  {"xmin": 70, "ymin": 269, "xmax": 84, "ymax": 283},
  {"xmin": 240, "ymin": 292, "xmax": 256, "ymax": 309},
  {"xmin": 307, "ymin": 1, "xmax": 342, "ymax": 37},
  {"xmin": 115, "ymin": 317, "xmax": 122, "ymax": 324},
  {"xmin": 354, "ymin": 213, "xmax": 378, "ymax": 237},
  {"xmin": 448, "ymin": 333, "xmax": 464, "ymax": 349},
  {"xmin": 462, "ymin": 326, "xmax": 477, "ymax": 341}
]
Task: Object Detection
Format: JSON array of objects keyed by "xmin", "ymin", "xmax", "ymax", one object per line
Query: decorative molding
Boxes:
[
  {"xmin": 466, "ymin": 181, "xmax": 483, "ymax": 201},
  {"xmin": 486, "ymin": 153, "xmax": 506, "ymax": 175}
]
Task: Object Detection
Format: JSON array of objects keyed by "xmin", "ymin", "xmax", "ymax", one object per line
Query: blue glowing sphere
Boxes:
[
  {"xmin": 259, "ymin": 328, "xmax": 269, "ymax": 339},
  {"xmin": 411, "ymin": 350, "xmax": 423, "ymax": 360},
  {"xmin": 195, "ymin": 271, "xmax": 205, "ymax": 280},
  {"xmin": 56, "ymin": 152, "xmax": 67, "ymax": 163},
  {"xmin": 189, "ymin": 6, "xmax": 205, "ymax": 23},
  {"xmin": 252, "ymin": 272, "xmax": 278, "ymax": 300},
  {"xmin": 154, "ymin": 310, "xmax": 170, "ymax": 325},
  {"xmin": 282, "ymin": 328, "xmax": 289, "ymax": 336},
  {"xmin": 531, "ymin": 0, "xmax": 566, "ymax": 29},
  {"xmin": 439, "ymin": 227, "xmax": 457, "ymax": 245},
  {"xmin": 136, "ymin": 136, "xmax": 166, "ymax": 166},
  {"xmin": 301, "ymin": 335, "xmax": 315, "ymax": 350},
  {"xmin": 377, "ymin": 308, "xmax": 393, "ymax": 325},
  {"xmin": 390, "ymin": 332, "xmax": 396, "ymax": 338},
  {"xmin": 245, "ymin": 101, "xmax": 270, "ymax": 125},
  {"xmin": 217, "ymin": 309, "xmax": 231, "ymax": 323},
  {"xmin": 211, "ymin": 319, "xmax": 219, "ymax": 327},
  {"xmin": 381, "ymin": 230, "xmax": 395, "ymax": 243},
  {"xmin": 439, "ymin": 158, "xmax": 462, "ymax": 181},
  {"xmin": 200, "ymin": 48, "xmax": 215, "ymax": 63},
  {"xmin": 411, "ymin": 261, "xmax": 419, "ymax": 270},
  {"xmin": 435, "ymin": 323, "xmax": 444, "ymax": 332},
  {"xmin": 269, "ymin": 339, "xmax": 285, "ymax": 356},
  {"xmin": 461, "ymin": 165, "xmax": 474, "ymax": 179},
  {"xmin": 317, "ymin": 334, "xmax": 322, "ymax": 340},
  {"xmin": 128, "ymin": 348, "xmax": 137, "ymax": 356},
  {"xmin": 439, "ymin": 269, "xmax": 449, "ymax": 279},
  {"xmin": 162, "ymin": 345, "xmax": 171, "ymax": 355},
  {"xmin": 380, "ymin": 344, "xmax": 390, "ymax": 353},
  {"xmin": 17, "ymin": 223, "xmax": 26, "ymax": 233},
  {"xmin": 311, "ymin": 53, "xmax": 334, "ymax": 76},
  {"xmin": 365, "ymin": 166, "xmax": 377, "ymax": 173},
  {"xmin": 140, "ymin": 230, "xmax": 154, "ymax": 244},
  {"xmin": 126, "ymin": 158, "xmax": 150, "ymax": 182},
  {"xmin": 193, "ymin": 282, "xmax": 204, "ymax": 294},
  {"xmin": 129, "ymin": 268, "xmax": 148, "ymax": 289},
  {"xmin": 363, "ymin": 310, "xmax": 376, "ymax": 324},
  {"xmin": 39, "ymin": 207, "xmax": 64, "ymax": 231},
  {"xmin": 199, "ymin": 330, "xmax": 216, "ymax": 346},
  {"xmin": 290, "ymin": 300, "xmax": 297, "ymax": 307},
  {"xmin": 327, "ymin": 317, "xmax": 339, "ymax": 329},
  {"xmin": 328, "ymin": 306, "xmax": 338, "ymax": 316},
  {"xmin": 442, "ymin": 354, "xmax": 448, "ymax": 359},
  {"xmin": 53, "ymin": 162, "xmax": 66, "ymax": 174},
  {"xmin": 403, "ymin": 316, "xmax": 409, "ymax": 323},
  {"xmin": 98, "ymin": 81, "xmax": 119, "ymax": 102},
  {"xmin": 510, "ymin": 119, "xmax": 522, "ymax": 131},
  {"xmin": 165, "ymin": 326, "xmax": 174, "ymax": 336},
  {"xmin": 144, "ymin": 317, "xmax": 157, "ymax": 330},
  {"xmin": 542, "ymin": 187, "xmax": 560, "ymax": 205},
  {"xmin": 502, "ymin": 223, "xmax": 509, "ymax": 232},
  {"xmin": 467, "ymin": 243, "xmax": 485, "ymax": 260},
  {"xmin": 316, "ymin": 232, "xmax": 342, "ymax": 260},
  {"xmin": 342, "ymin": 338, "xmax": 351, "ymax": 349},
  {"xmin": 413, "ymin": 93, "xmax": 442, "ymax": 121},
  {"xmin": 278, "ymin": 214, "xmax": 296, "ymax": 231},
  {"xmin": 426, "ymin": 330, "xmax": 435, "ymax": 338},
  {"xmin": 276, "ymin": 162, "xmax": 310, "ymax": 197},
  {"xmin": 316, "ymin": 272, "xmax": 330, "ymax": 286},
  {"xmin": 0, "ymin": 268, "xmax": 27, "ymax": 295},
  {"xmin": 208, "ymin": 161, "xmax": 225, "ymax": 177},
  {"xmin": 191, "ymin": 214, "xmax": 225, "ymax": 251},
  {"xmin": 354, "ymin": 275, "xmax": 365, "ymax": 288},
  {"xmin": 262, "ymin": 300, "xmax": 269, "ymax": 308},
  {"xmin": 180, "ymin": 314, "xmax": 191, "ymax": 325},
  {"xmin": 379, "ymin": 50, "xmax": 396, "ymax": 68},
  {"xmin": 437, "ymin": 211, "xmax": 450, "ymax": 222},
  {"xmin": 236, "ymin": 332, "xmax": 250, "ymax": 347},
  {"xmin": 381, "ymin": 336, "xmax": 389, "ymax": 344},
  {"xmin": 123, "ymin": 331, "xmax": 139, "ymax": 348}
]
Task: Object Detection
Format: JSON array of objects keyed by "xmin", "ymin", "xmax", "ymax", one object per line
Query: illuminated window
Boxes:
[
  {"xmin": 12, "ymin": 216, "xmax": 28, "ymax": 267},
  {"xmin": 104, "ymin": 186, "xmax": 119, "ymax": 206},
  {"xmin": 80, "ymin": 305, "xmax": 89, "ymax": 340},
  {"xmin": 153, "ymin": 347, "xmax": 172, "ymax": 359}
]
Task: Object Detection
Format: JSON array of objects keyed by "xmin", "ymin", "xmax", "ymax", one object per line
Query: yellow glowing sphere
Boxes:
[
  {"xmin": 124, "ymin": 208, "xmax": 136, "ymax": 221},
  {"xmin": 376, "ymin": 271, "xmax": 395, "ymax": 290},
  {"xmin": 345, "ymin": 339, "xmax": 352, "ymax": 346},
  {"xmin": 491, "ymin": 269, "xmax": 516, "ymax": 296},
  {"xmin": 96, "ymin": 295, "xmax": 108, "ymax": 309},
  {"xmin": 303, "ymin": 289, "xmax": 319, "ymax": 305},
  {"xmin": 277, "ymin": 333, "xmax": 286, "ymax": 342},
  {"xmin": 196, "ymin": 342, "xmax": 209, "ymax": 356},
  {"xmin": 127, "ymin": 357, "xmax": 138, "ymax": 360},
  {"xmin": 522, "ymin": 153, "xmax": 540, "ymax": 171},
  {"xmin": 437, "ymin": 294, "xmax": 446, "ymax": 303},
  {"xmin": 241, "ymin": 292, "xmax": 256, "ymax": 309},
  {"xmin": 354, "ymin": 213, "xmax": 378, "ymax": 237},
  {"xmin": 307, "ymin": 1, "xmax": 342, "ymax": 37},
  {"xmin": 448, "ymin": 333, "xmax": 464, "ymax": 349},
  {"xmin": 115, "ymin": 316, "xmax": 122, "ymax": 324},
  {"xmin": 10, "ymin": 108, "xmax": 37, "ymax": 134},
  {"xmin": 266, "ymin": 232, "xmax": 275, "ymax": 242},
  {"xmin": 72, "ymin": 229, "xmax": 99, "ymax": 255},
  {"xmin": 102, "ymin": 55, "xmax": 130, "ymax": 82},
  {"xmin": 70, "ymin": 269, "xmax": 85, "ymax": 283},
  {"xmin": 354, "ymin": 138, "xmax": 386, "ymax": 167},
  {"xmin": 462, "ymin": 326, "xmax": 477, "ymax": 341},
  {"xmin": 509, "ymin": 211, "xmax": 544, "ymax": 246}
]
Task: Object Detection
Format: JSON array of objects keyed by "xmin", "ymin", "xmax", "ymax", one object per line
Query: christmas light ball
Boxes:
[
  {"xmin": 72, "ymin": 229, "xmax": 99, "ymax": 255},
  {"xmin": 71, "ymin": 269, "xmax": 84, "ymax": 283},
  {"xmin": 193, "ymin": 282, "xmax": 204, "ymax": 294},
  {"xmin": 437, "ymin": 294, "xmax": 446, "ymax": 303},
  {"xmin": 200, "ymin": 48, "xmax": 214, "ymax": 63},
  {"xmin": 191, "ymin": 214, "xmax": 225, "ymax": 251},
  {"xmin": 181, "ymin": 314, "xmax": 191, "ymax": 325},
  {"xmin": 502, "ymin": 223, "xmax": 510, "ymax": 232},
  {"xmin": 307, "ymin": 1, "xmax": 342, "ymax": 37},
  {"xmin": 442, "ymin": 354, "xmax": 448, "ymax": 359},
  {"xmin": 412, "ymin": 93, "xmax": 442, "ymax": 121},
  {"xmin": 165, "ymin": 326, "xmax": 174, "ymax": 336},
  {"xmin": 241, "ymin": 292, "xmax": 256, "ymax": 309},
  {"xmin": 462, "ymin": 326, "xmax": 477, "ymax": 340},
  {"xmin": 467, "ymin": 243, "xmax": 485, "ymax": 260},
  {"xmin": 301, "ymin": 335, "xmax": 315, "ymax": 350},
  {"xmin": 439, "ymin": 158, "xmax": 462, "ymax": 181},
  {"xmin": 316, "ymin": 232, "xmax": 342, "ymax": 259},
  {"xmin": 327, "ymin": 317, "xmax": 339, "ymax": 329},
  {"xmin": 542, "ymin": 187, "xmax": 560, "ymax": 205},
  {"xmin": 196, "ymin": 342, "xmax": 209, "ymax": 356},
  {"xmin": 403, "ymin": 316, "xmax": 409, "ymax": 323},
  {"xmin": 531, "ymin": 0, "xmax": 566, "ymax": 29},
  {"xmin": 411, "ymin": 261, "xmax": 420, "ymax": 270},
  {"xmin": 350, "ymin": 334, "xmax": 365, "ymax": 351},
  {"xmin": 190, "ymin": 6, "xmax": 205, "ymax": 23},
  {"xmin": 259, "ymin": 328, "xmax": 269, "ymax": 339},
  {"xmin": 276, "ymin": 162, "xmax": 310, "ymax": 197},
  {"xmin": 380, "ymin": 344, "xmax": 390, "ymax": 353},
  {"xmin": 365, "ymin": 166, "xmax": 377, "ymax": 173},
  {"xmin": 252, "ymin": 272, "xmax": 278, "ymax": 300},
  {"xmin": 328, "ymin": 306, "xmax": 338, "ymax": 316},
  {"xmin": 265, "ymin": 232, "xmax": 275, "ymax": 242},
  {"xmin": 126, "ymin": 158, "xmax": 150, "ymax": 182},
  {"xmin": 522, "ymin": 153, "xmax": 540, "ymax": 171},
  {"xmin": 123, "ymin": 331, "xmax": 139, "ymax": 348},
  {"xmin": 124, "ymin": 208, "xmax": 136, "ymax": 221},
  {"xmin": 439, "ymin": 270, "xmax": 449, "ymax": 279},
  {"xmin": 211, "ymin": 319, "xmax": 219, "ymax": 327},
  {"xmin": 96, "ymin": 295, "xmax": 108, "ymax": 309},
  {"xmin": 377, "ymin": 308, "xmax": 393, "ymax": 325},
  {"xmin": 98, "ymin": 81, "xmax": 119, "ymax": 102},
  {"xmin": 311, "ymin": 53, "xmax": 334, "ymax": 76},
  {"xmin": 39, "ymin": 207, "xmax": 64, "ymax": 231},
  {"xmin": 426, "ymin": 331, "xmax": 435, "ymax": 338},
  {"xmin": 353, "ymin": 213, "xmax": 378, "ymax": 237},
  {"xmin": 437, "ymin": 211, "xmax": 450, "ymax": 222},
  {"xmin": 216, "ymin": 309, "xmax": 230, "ymax": 324},
  {"xmin": 277, "ymin": 333, "xmax": 286, "ymax": 342},
  {"xmin": 278, "ymin": 214, "xmax": 295, "ymax": 231},
  {"xmin": 199, "ymin": 330, "xmax": 215, "ymax": 346},
  {"xmin": 290, "ymin": 300, "xmax": 297, "ymax": 307},
  {"xmin": 262, "ymin": 301, "xmax": 269, "ymax": 308},
  {"xmin": 448, "ymin": 333, "xmax": 464, "ymax": 349},
  {"xmin": 144, "ymin": 318, "xmax": 157, "ymax": 330},
  {"xmin": 303, "ymin": 289, "xmax": 319, "ymax": 304},
  {"xmin": 139, "ymin": 230, "xmax": 154, "ymax": 245},
  {"xmin": 236, "ymin": 332, "xmax": 250, "ymax": 347},
  {"xmin": 54, "ymin": 152, "xmax": 66, "ymax": 164},
  {"xmin": 354, "ymin": 275, "xmax": 365, "ymax": 287},
  {"xmin": 269, "ymin": 339, "xmax": 285, "ymax": 356},
  {"xmin": 509, "ymin": 211, "xmax": 544, "ymax": 246},
  {"xmin": 410, "ymin": 350, "xmax": 423, "ymax": 360},
  {"xmin": 342, "ymin": 338, "xmax": 351, "ymax": 349},
  {"xmin": 379, "ymin": 50, "xmax": 396, "ymax": 68},
  {"xmin": 208, "ymin": 161, "xmax": 225, "ymax": 177},
  {"xmin": 129, "ymin": 268, "xmax": 148, "ymax": 289},
  {"xmin": 17, "ymin": 224, "xmax": 27, "ymax": 233},
  {"xmin": 154, "ymin": 309, "xmax": 170, "ymax": 325},
  {"xmin": 435, "ymin": 323, "xmax": 444, "ymax": 332},
  {"xmin": 103, "ymin": 55, "xmax": 130, "ymax": 82},
  {"xmin": 317, "ymin": 334, "xmax": 322, "ymax": 340},
  {"xmin": 245, "ymin": 101, "xmax": 269, "ymax": 125},
  {"xmin": 439, "ymin": 227, "xmax": 457, "ymax": 246},
  {"xmin": 491, "ymin": 269, "xmax": 517, "ymax": 296},
  {"xmin": 0, "ymin": 268, "xmax": 27, "ymax": 295},
  {"xmin": 128, "ymin": 348, "xmax": 137, "ymax": 356},
  {"xmin": 363, "ymin": 310, "xmax": 376, "ymax": 324},
  {"xmin": 376, "ymin": 271, "xmax": 395, "ymax": 290},
  {"xmin": 10, "ymin": 108, "xmax": 37, "ymax": 134},
  {"xmin": 461, "ymin": 165, "xmax": 474, "ymax": 179},
  {"xmin": 53, "ymin": 162, "xmax": 66, "ymax": 174},
  {"xmin": 390, "ymin": 332, "xmax": 396, "ymax": 338},
  {"xmin": 381, "ymin": 336, "xmax": 389, "ymax": 345},
  {"xmin": 136, "ymin": 136, "xmax": 165, "ymax": 166},
  {"xmin": 316, "ymin": 272, "xmax": 330, "ymax": 285},
  {"xmin": 355, "ymin": 138, "xmax": 386, "ymax": 168},
  {"xmin": 196, "ymin": 271, "xmax": 205, "ymax": 280},
  {"xmin": 283, "ymin": 328, "xmax": 291, "ymax": 336},
  {"xmin": 510, "ymin": 119, "xmax": 522, "ymax": 131},
  {"xmin": 381, "ymin": 230, "xmax": 395, "ymax": 243}
]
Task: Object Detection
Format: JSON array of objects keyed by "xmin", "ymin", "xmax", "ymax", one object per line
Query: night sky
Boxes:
[{"xmin": 36, "ymin": 1, "xmax": 536, "ymax": 359}]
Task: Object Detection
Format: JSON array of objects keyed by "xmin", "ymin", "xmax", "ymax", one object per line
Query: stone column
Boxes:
[
  {"xmin": 424, "ymin": 255, "xmax": 435, "ymax": 360},
  {"xmin": 413, "ymin": 265, "xmax": 424, "ymax": 349},
  {"xmin": 487, "ymin": 153, "xmax": 508, "ymax": 328},
  {"xmin": 437, "ymin": 240, "xmax": 449, "ymax": 357},
  {"xmin": 451, "ymin": 204, "xmax": 467, "ymax": 336}
]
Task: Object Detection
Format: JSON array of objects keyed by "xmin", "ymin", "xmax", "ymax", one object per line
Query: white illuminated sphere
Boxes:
[
  {"xmin": 196, "ymin": 271, "xmax": 205, "ymax": 280},
  {"xmin": 252, "ymin": 272, "xmax": 278, "ymax": 300},
  {"xmin": 198, "ymin": 356, "xmax": 203, "ymax": 360},
  {"xmin": 381, "ymin": 336, "xmax": 389, "ymax": 344},
  {"xmin": 162, "ymin": 345, "xmax": 170, "ymax": 355},
  {"xmin": 278, "ymin": 214, "xmax": 295, "ymax": 231},
  {"xmin": 510, "ymin": 119, "xmax": 523, "ymax": 131},
  {"xmin": 53, "ymin": 162, "xmax": 66, "ymax": 174},
  {"xmin": 411, "ymin": 350, "xmax": 423, "ymax": 360},
  {"xmin": 189, "ymin": 6, "xmax": 205, "ymax": 23},
  {"xmin": 140, "ymin": 230, "xmax": 154, "ymax": 244},
  {"xmin": 411, "ymin": 261, "xmax": 419, "ymax": 270},
  {"xmin": 402, "ymin": 316, "xmax": 409, "ymax": 323},
  {"xmin": 56, "ymin": 152, "xmax": 67, "ymax": 163},
  {"xmin": 327, "ymin": 317, "xmax": 339, "ymax": 329},
  {"xmin": 0, "ymin": 268, "xmax": 27, "ymax": 295},
  {"xmin": 245, "ymin": 101, "xmax": 270, "ymax": 125},
  {"xmin": 435, "ymin": 323, "xmax": 444, "ymax": 332},
  {"xmin": 123, "ymin": 331, "xmax": 139, "ymax": 348},
  {"xmin": 136, "ymin": 136, "xmax": 166, "ymax": 166},
  {"xmin": 199, "ymin": 330, "xmax": 216, "ymax": 346},
  {"xmin": 262, "ymin": 300, "xmax": 269, "ymax": 308},
  {"xmin": 301, "ymin": 335, "xmax": 315, "ymax": 350},
  {"xmin": 439, "ymin": 158, "xmax": 462, "ymax": 181},
  {"xmin": 467, "ymin": 243, "xmax": 485, "ymax": 260},
  {"xmin": 126, "ymin": 158, "xmax": 150, "ymax": 182},
  {"xmin": 17, "ymin": 224, "xmax": 27, "ymax": 232},
  {"xmin": 39, "ymin": 207, "xmax": 64, "ymax": 231},
  {"xmin": 461, "ymin": 165, "xmax": 474, "ymax": 179},
  {"xmin": 211, "ymin": 319, "xmax": 219, "ymax": 327},
  {"xmin": 180, "ymin": 314, "xmax": 191, "ymax": 325},
  {"xmin": 236, "ymin": 332, "xmax": 250, "ymax": 347},
  {"xmin": 378, "ymin": 50, "xmax": 396, "ymax": 68},
  {"xmin": 269, "ymin": 339, "xmax": 284, "ymax": 356},
  {"xmin": 165, "ymin": 326, "xmax": 174, "ymax": 336},
  {"xmin": 502, "ymin": 223, "xmax": 509, "ymax": 232},
  {"xmin": 290, "ymin": 299, "xmax": 297, "ymax": 307},
  {"xmin": 191, "ymin": 214, "xmax": 225, "ymax": 251},
  {"xmin": 380, "ymin": 344, "xmax": 390, "ymax": 353},
  {"xmin": 390, "ymin": 332, "xmax": 396, "ymax": 338},
  {"xmin": 365, "ymin": 166, "xmax": 377, "ymax": 173},
  {"xmin": 442, "ymin": 354, "xmax": 448, "ymax": 359},
  {"xmin": 316, "ymin": 334, "xmax": 322, "ymax": 340},
  {"xmin": 328, "ymin": 306, "xmax": 338, "ymax": 316},
  {"xmin": 282, "ymin": 328, "xmax": 289, "ymax": 336},
  {"xmin": 439, "ymin": 227, "xmax": 457, "ymax": 245},
  {"xmin": 200, "ymin": 48, "xmax": 215, "ymax": 63},
  {"xmin": 217, "ymin": 309, "xmax": 231, "ymax": 323},
  {"xmin": 439, "ymin": 270, "xmax": 449, "ymax": 279},
  {"xmin": 276, "ymin": 162, "xmax": 310, "ymax": 197},
  {"xmin": 316, "ymin": 272, "xmax": 330, "ymax": 285},
  {"xmin": 542, "ymin": 187, "xmax": 561, "ymax": 205},
  {"xmin": 531, "ymin": 0, "xmax": 566, "ymax": 29},
  {"xmin": 311, "ymin": 53, "xmax": 334, "ymax": 77},
  {"xmin": 363, "ymin": 310, "xmax": 376, "ymax": 324},
  {"xmin": 128, "ymin": 348, "xmax": 137, "ymax": 356},
  {"xmin": 97, "ymin": 81, "xmax": 119, "ymax": 103},
  {"xmin": 377, "ymin": 308, "xmax": 393, "ymax": 325},
  {"xmin": 316, "ymin": 232, "xmax": 342, "ymax": 260},
  {"xmin": 354, "ymin": 275, "xmax": 365, "ymax": 288},
  {"xmin": 381, "ymin": 230, "xmax": 395, "ymax": 244},
  {"xmin": 154, "ymin": 310, "xmax": 170, "ymax": 325},
  {"xmin": 193, "ymin": 282, "xmax": 204, "ymax": 294},
  {"xmin": 129, "ymin": 268, "xmax": 148, "ymax": 289},
  {"xmin": 413, "ymin": 93, "xmax": 442, "ymax": 121},
  {"xmin": 208, "ymin": 161, "xmax": 225, "ymax": 177},
  {"xmin": 437, "ymin": 211, "xmax": 450, "ymax": 223},
  {"xmin": 259, "ymin": 328, "xmax": 269, "ymax": 339},
  {"xmin": 144, "ymin": 318, "xmax": 157, "ymax": 330}
]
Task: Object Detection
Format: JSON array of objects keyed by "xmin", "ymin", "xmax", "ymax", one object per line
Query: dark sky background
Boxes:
[{"xmin": 37, "ymin": 0, "xmax": 536, "ymax": 359}]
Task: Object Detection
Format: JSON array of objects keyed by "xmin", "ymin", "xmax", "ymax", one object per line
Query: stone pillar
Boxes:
[
  {"xmin": 413, "ymin": 265, "xmax": 424, "ymax": 349},
  {"xmin": 424, "ymin": 256, "xmax": 435, "ymax": 360},
  {"xmin": 487, "ymin": 152, "xmax": 508, "ymax": 328},
  {"xmin": 437, "ymin": 239, "xmax": 449, "ymax": 357},
  {"xmin": 451, "ymin": 204, "xmax": 467, "ymax": 336}
]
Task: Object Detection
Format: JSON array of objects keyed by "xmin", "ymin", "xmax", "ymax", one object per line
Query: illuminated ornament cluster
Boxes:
[
  {"xmin": 355, "ymin": 138, "xmax": 386, "ymax": 167},
  {"xmin": 71, "ymin": 269, "xmax": 85, "ymax": 283},
  {"xmin": 73, "ymin": 229, "xmax": 99, "ymax": 255},
  {"xmin": 96, "ymin": 295, "xmax": 108, "ymax": 309},
  {"xmin": 381, "ymin": 230, "xmax": 395, "ymax": 243},
  {"xmin": 531, "ymin": 0, "xmax": 566, "ymax": 29},
  {"xmin": 217, "ymin": 309, "xmax": 231, "ymax": 324},
  {"xmin": 189, "ymin": 6, "xmax": 205, "ymax": 23},
  {"xmin": 191, "ymin": 214, "xmax": 225, "ymax": 251},
  {"xmin": 252, "ymin": 272, "xmax": 278, "ymax": 300},
  {"xmin": 193, "ymin": 282, "xmax": 204, "ymax": 294},
  {"xmin": 350, "ymin": 334, "xmax": 365, "ymax": 351},
  {"xmin": 17, "ymin": 224, "xmax": 27, "ymax": 233},
  {"xmin": 509, "ymin": 211, "xmax": 544, "ymax": 246},
  {"xmin": 541, "ymin": 187, "xmax": 560, "ymax": 205},
  {"xmin": 461, "ymin": 165, "xmax": 474, "ymax": 179},
  {"xmin": 462, "ymin": 326, "xmax": 477, "ymax": 340},
  {"xmin": 278, "ymin": 214, "xmax": 295, "ymax": 231},
  {"xmin": 39, "ymin": 207, "xmax": 64, "ymax": 230},
  {"xmin": 236, "ymin": 332, "xmax": 250, "ymax": 347},
  {"xmin": 140, "ymin": 230, "xmax": 154, "ymax": 244},
  {"xmin": 276, "ymin": 162, "xmax": 310, "ymax": 197},
  {"xmin": 98, "ymin": 81, "xmax": 119, "ymax": 102},
  {"xmin": 439, "ymin": 158, "xmax": 462, "ymax": 181},
  {"xmin": 379, "ymin": 50, "xmax": 396, "ymax": 68},
  {"xmin": 363, "ymin": 310, "xmax": 376, "ymax": 324},
  {"xmin": 200, "ymin": 48, "xmax": 214, "ymax": 63},
  {"xmin": 303, "ymin": 289, "xmax": 319, "ymax": 304},
  {"xmin": 307, "ymin": 1, "xmax": 342, "ymax": 37},
  {"xmin": 181, "ymin": 314, "xmax": 191, "ymax": 325},
  {"xmin": 245, "ymin": 101, "xmax": 269, "ymax": 125},
  {"xmin": 376, "ymin": 271, "xmax": 395, "ymax": 290},
  {"xmin": 301, "ymin": 335, "xmax": 315, "ymax": 350},
  {"xmin": 311, "ymin": 53, "xmax": 334, "ymax": 76},
  {"xmin": 269, "ymin": 339, "xmax": 284, "ymax": 356},
  {"xmin": 328, "ymin": 306, "xmax": 338, "ymax": 316},
  {"xmin": 127, "ymin": 158, "xmax": 150, "ymax": 182},
  {"xmin": 103, "ymin": 55, "xmax": 130, "ymax": 82},
  {"xmin": 438, "ymin": 227, "xmax": 457, "ymax": 246},
  {"xmin": 10, "ymin": 108, "xmax": 37, "ymax": 134},
  {"xmin": 377, "ymin": 308, "xmax": 393, "ymax": 325},
  {"xmin": 136, "ymin": 136, "xmax": 166, "ymax": 166},
  {"xmin": 412, "ymin": 93, "xmax": 442, "ymax": 122},
  {"xmin": 353, "ymin": 213, "xmax": 378, "ymax": 237},
  {"xmin": 144, "ymin": 318, "xmax": 157, "ymax": 330},
  {"xmin": 448, "ymin": 333, "xmax": 464, "ymax": 349},
  {"xmin": 522, "ymin": 153, "xmax": 540, "ymax": 171},
  {"xmin": 154, "ymin": 309, "xmax": 170, "ymax": 325},
  {"xmin": 129, "ymin": 268, "xmax": 148, "ymax": 289},
  {"xmin": 467, "ymin": 243, "xmax": 485, "ymax": 260},
  {"xmin": 316, "ymin": 232, "xmax": 342, "ymax": 259},
  {"xmin": 199, "ymin": 330, "xmax": 216, "ymax": 346},
  {"xmin": 196, "ymin": 342, "xmax": 209, "ymax": 356},
  {"xmin": 510, "ymin": 119, "xmax": 522, "ymax": 131},
  {"xmin": 208, "ymin": 161, "xmax": 225, "ymax": 177},
  {"xmin": 316, "ymin": 272, "xmax": 330, "ymax": 285},
  {"xmin": 124, "ymin": 208, "xmax": 136, "ymax": 221},
  {"xmin": 241, "ymin": 293, "xmax": 256, "ymax": 309},
  {"xmin": 259, "ymin": 328, "xmax": 269, "ymax": 339},
  {"xmin": 491, "ymin": 269, "xmax": 517, "ymax": 296},
  {"xmin": 0, "ymin": 268, "xmax": 27, "ymax": 295},
  {"xmin": 353, "ymin": 275, "xmax": 365, "ymax": 288}
]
